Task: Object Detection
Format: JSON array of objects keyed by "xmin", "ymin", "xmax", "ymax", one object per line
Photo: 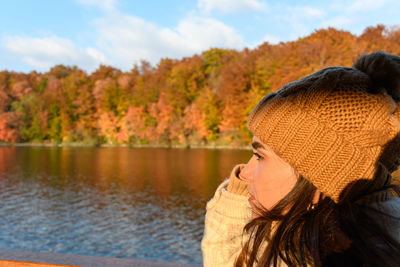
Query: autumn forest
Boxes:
[{"xmin": 1, "ymin": 25, "xmax": 399, "ymax": 147}]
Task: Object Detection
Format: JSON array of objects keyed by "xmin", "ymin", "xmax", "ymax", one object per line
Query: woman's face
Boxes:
[{"xmin": 240, "ymin": 136, "xmax": 298, "ymax": 214}]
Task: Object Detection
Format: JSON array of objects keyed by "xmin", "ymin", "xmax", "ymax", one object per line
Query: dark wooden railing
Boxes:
[{"xmin": 0, "ymin": 249, "xmax": 201, "ymax": 267}]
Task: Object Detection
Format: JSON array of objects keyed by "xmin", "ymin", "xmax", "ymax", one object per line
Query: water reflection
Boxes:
[{"xmin": 0, "ymin": 146, "xmax": 251, "ymax": 264}]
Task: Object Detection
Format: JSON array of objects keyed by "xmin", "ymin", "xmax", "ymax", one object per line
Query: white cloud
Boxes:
[
  {"xmin": 177, "ymin": 17, "xmax": 246, "ymax": 50},
  {"xmin": 3, "ymin": 35, "xmax": 108, "ymax": 72},
  {"xmin": 2, "ymin": 7, "xmax": 247, "ymax": 72},
  {"xmin": 299, "ymin": 7, "xmax": 325, "ymax": 19},
  {"xmin": 198, "ymin": 0, "xmax": 267, "ymax": 13},
  {"xmin": 323, "ymin": 0, "xmax": 398, "ymax": 31},
  {"xmin": 93, "ymin": 14, "xmax": 246, "ymax": 69},
  {"xmin": 76, "ymin": 0, "xmax": 117, "ymax": 12},
  {"xmin": 348, "ymin": 0, "xmax": 389, "ymax": 12},
  {"xmin": 285, "ymin": 6, "xmax": 325, "ymax": 20}
]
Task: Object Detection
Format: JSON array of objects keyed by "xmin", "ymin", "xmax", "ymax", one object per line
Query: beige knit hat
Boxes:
[{"xmin": 247, "ymin": 52, "xmax": 400, "ymax": 203}]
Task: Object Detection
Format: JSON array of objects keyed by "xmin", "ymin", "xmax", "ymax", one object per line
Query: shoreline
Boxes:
[{"xmin": 0, "ymin": 142, "xmax": 252, "ymax": 150}]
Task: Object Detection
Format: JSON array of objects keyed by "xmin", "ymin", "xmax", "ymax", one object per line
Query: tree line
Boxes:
[{"xmin": 1, "ymin": 25, "xmax": 399, "ymax": 147}]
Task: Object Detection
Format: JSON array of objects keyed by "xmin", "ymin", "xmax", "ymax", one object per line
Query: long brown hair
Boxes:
[{"xmin": 234, "ymin": 175, "xmax": 400, "ymax": 267}]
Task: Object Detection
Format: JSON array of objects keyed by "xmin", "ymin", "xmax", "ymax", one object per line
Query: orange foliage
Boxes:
[
  {"xmin": 97, "ymin": 111, "xmax": 120, "ymax": 144},
  {"xmin": 93, "ymin": 78, "xmax": 114, "ymax": 109},
  {"xmin": 119, "ymin": 105, "xmax": 146, "ymax": 142},
  {"xmin": 0, "ymin": 25, "xmax": 399, "ymax": 146},
  {"xmin": 0, "ymin": 87, "xmax": 10, "ymax": 112},
  {"xmin": 183, "ymin": 103, "xmax": 209, "ymax": 140},
  {"xmin": 0, "ymin": 112, "xmax": 21, "ymax": 142},
  {"xmin": 217, "ymin": 63, "xmax": 249, "ymax": 135},
  {"xmin": 117, "ymin": 74, "xmax": 132, "ymax": 89},
  {"xmin": 148, "ymin": 92, "xmax": 174, "ymax": 139},
  {"xmin": 11, "ymin": 80, "xmax": 33, "ymax": 100}
]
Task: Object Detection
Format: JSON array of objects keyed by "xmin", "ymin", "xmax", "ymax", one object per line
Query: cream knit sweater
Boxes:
[
  {"xmin": 201, "ymin": 164, "xmax": 289, "ymax": 267},
  {"xmin": 201, "ymin": 164, "xmax": 251, "ymax": 267}
]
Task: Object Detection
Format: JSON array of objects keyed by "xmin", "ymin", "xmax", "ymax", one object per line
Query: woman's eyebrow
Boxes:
[{"xmin": 251, "ymin": 141, "xmax": 265, "ymax": 150}]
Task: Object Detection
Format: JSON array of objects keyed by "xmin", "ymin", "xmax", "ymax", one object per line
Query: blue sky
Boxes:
[{"xmin": 1, "ymin": 0, "xmax": 399, "ymax": 73}]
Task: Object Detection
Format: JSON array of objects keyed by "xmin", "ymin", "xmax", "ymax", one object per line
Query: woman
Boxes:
[{"xmin": 201, "ymin": 51, "xmax": 400, "ymax": 267}]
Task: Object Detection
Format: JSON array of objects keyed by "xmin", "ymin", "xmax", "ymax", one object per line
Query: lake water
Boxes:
[{"xmin": 0, "ymin": 146, "xmax": 251, "ymax": 265}]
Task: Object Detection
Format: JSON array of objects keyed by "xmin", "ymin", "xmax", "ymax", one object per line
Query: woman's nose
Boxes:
[{"xmin": 239, "ymin": 156, "xmax": 256, "ymax": 182}]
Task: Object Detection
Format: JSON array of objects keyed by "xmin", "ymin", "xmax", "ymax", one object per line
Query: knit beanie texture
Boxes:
[{"xmin": 247, "ymin": 52, "xmax": 400, "ymax": 203}]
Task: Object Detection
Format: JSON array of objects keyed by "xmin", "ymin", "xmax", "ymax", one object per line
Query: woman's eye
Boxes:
[{"xmin": 253, "ymin": 152, "xmax": 262, "ymax": 160}]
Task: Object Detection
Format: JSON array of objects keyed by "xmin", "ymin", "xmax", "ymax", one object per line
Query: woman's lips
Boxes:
[{"xmin": 248, "ymin": 195, "xmax": 255, "ymax": 203}]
